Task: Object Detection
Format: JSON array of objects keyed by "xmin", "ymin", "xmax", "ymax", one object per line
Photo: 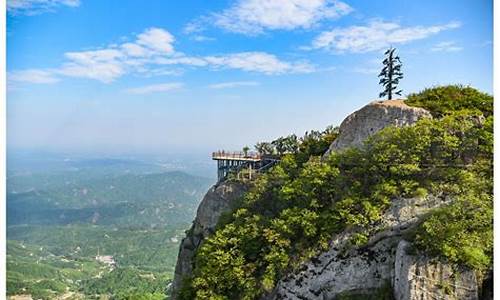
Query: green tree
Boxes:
[
  {"xmin": 405, "ymin": 84, "xmax": 493, "ymax": 117},
  {"xmin": 255, "ymin": 142, "xmax": 275, "ymax": 155},
  {"xmin": 282, "ymin": 134, "xmax": 299, "ymax": 154},
  {"xmin": 242, "ymin": 146, "xmax": 250, "ymax": 157},
  {"xmin": 378, "ymin": 47, "xmax": 403, "ymax": 100},
  {"xmin": 271, "ymin": 135, "xmax": 299, "ymax": 156},
  {"xmin": 271, "ymin": 137, "xmax": 287, "ymax": 155}
]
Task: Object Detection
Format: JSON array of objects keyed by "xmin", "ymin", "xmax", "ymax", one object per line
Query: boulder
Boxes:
[{"xmin": 324, "ymin": 99, "xmax": 431, "ymax": 156}]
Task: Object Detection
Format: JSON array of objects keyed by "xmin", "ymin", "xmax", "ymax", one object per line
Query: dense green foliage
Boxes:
[
  {"xmin": 7, "ymin": 158, "xmax": 213, "ymax": 299},
  {"xmin": 406, "ymin": 84, "xmax": 493, "ymax": 118},
  {"xmin": 336, "ymin": 281, "xmax": 394, "ymax": 300},
  {"xmin": 7, "ymin": 239, "xmax": 102, "ymax": 299},
  {"xmin": 80, "ymin": 268, "xmax": 170, "ymax": 299},
  {"xmin": 7, "ymin": 241, "xmax": 171, "ymax": 300},
  {"xmin": 8, "ymin": 225, "xmax": 185, "ymax": 273},
  {"xmin": 254, "ymin": 126, "xmax": 338, "ymax": 158},
  {"xmin": 8, "ymin": 224, "xmax": 182, "ymax": 299},
  {"xmin": 414, "ymin": 193, "xmax": 493, "ymax": 270},
  {"xmin": 411, "ymin": 87, "xmax": 493, "ymax": 271},
  {"xmin": 179, "ymin": 86, "xmax": 493, "ymax": 299}
]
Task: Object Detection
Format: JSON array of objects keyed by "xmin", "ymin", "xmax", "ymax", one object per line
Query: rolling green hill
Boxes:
[
  {"xmin": 7, "ymin": 158, "xmax": 213, "ymax": 299},
  {"xmin": 8, "ymin": 171, "xmax": 210, "ymax": 227}
]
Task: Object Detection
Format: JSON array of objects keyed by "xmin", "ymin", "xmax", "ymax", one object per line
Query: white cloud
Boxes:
[
  {"xmin": 208, "ymin": 81, "xmax": 260, "ymax": 89},
  {"xmin": 192, "ymin": 35, "xmax": 216, "ymax": 42},
  {"xmin": 125, "ymin": 82, "xmax": 184, "ymax": 94},
  {"xmin": 136, "ymin": 28, "xmax": 175, "ymax": 54},
  {"xmin": 184, "ymin": 18, "xmax": 208, "ymax": 34},
  {"xmin": 55, "ymin": 28, "xmax": 176, "ymax": 83},
  {"xmin": 57, "ymin": 61, "xmax": 125, "ymax": 83},
  {"xmin": 9, "ymin": 27, "xmax": 315, "ymax": 85},
  {"xmin": 310, "ymin": 20, "xmax": 461, "ymax": 53},
  {"xmin": 53, "ymin": 27, "xmax": 176, "ymax": 83},
  {"xmin": 63, "ymin": 49, "xmax": 124, "ymax": 62},
  {"xmin": 154, "ymin": 55, "xmax": 209, "ymax": 67},
  {"xmin": 7, "ymin": 0, "xmax": 80, "ymax": 15},
  {"xmin": 155, "ymin": 52, "xmax": 314, "ymax": 74},
  {"xmin": 204, "ymin": 52, "xmax": 315, "ymax": 74},
  {"xmin": 154, "ymin": 52, "xmax": 314, "ymax": 74},
  {"xmin": 135, "ymin": 68, "xmax": 184, "ymax": 78},
  {"xmin": 8, "ymin": 69, "xmax": 60, "ymax": 84},
  {"xmin": 57, "ymin": 49, "xmax": 126, "ymax": 83},
  {"xmin": 121, "ymin": 43, "xmax": 151, "ymax": 57},
  {"xmin": 431, "ymin": 41, "xmax": 463, "ymax": 52},
  {"xmin": 186, "ymin": 0, "xmax": 352, "ymax": 35}
]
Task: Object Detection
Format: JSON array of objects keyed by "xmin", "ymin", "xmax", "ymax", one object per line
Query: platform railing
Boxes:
[{"xmin": 212, "ymin": 151, "xmax": 262, "ymax": 160}]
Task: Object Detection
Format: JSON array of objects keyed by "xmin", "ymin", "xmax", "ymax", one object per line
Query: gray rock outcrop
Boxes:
[
  {"xmin": 394, "ymin": 240, "xmax": 479, "ymax": 300},
  {"xmin": 324, "ymin": 99, "xmax": 431, "ymax": 156},
  {"xmin": 171, "ymin": 181, "xmax": 248, "ymax": 298},
  {"xmin": 268, "ymin": 195, "xmax": 454, "ymax": 300}
]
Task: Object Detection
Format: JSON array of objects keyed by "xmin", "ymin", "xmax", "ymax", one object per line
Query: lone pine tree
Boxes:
[{"xmin": 378, "ymin": 47, "xmax": 403, "ymax": 100}]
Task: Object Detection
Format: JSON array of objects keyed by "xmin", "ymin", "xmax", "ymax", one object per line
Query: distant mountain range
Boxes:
[
  {"xmin": 7, "ymin": 153, "xmax": 214, "ymax": 299},
  {"xmin": 8, "ymin": 171, "xmax": 212, "ymax": 227}
]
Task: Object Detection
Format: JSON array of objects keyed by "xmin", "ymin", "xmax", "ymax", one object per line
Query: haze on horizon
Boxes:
[{"xmin": 7, "ymin": 0, "xmax": 493, "ymax": 156}]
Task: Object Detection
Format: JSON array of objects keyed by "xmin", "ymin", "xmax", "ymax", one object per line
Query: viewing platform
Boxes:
[
  {"xmin": 212, "ymin": 151, "xmax": 262, "ymax": 161},
  {"xmin": 212, "ymin": 150, "xmax": 279, "ymax": 181}
]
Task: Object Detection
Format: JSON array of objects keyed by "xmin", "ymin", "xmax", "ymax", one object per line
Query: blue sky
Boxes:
[{"xmin": 6, "ymin": 0, "xmax": 493, "ymax": 155}]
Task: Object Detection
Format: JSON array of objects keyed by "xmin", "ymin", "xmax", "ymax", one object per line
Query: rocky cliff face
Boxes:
[
  {"xmin": 266, "ymin": 195, "xmax": 481, "ymax": 299},
  {"xmin": 394, "ymin": 241, "xmax": 479, "ymax": 300},
  {"xmin": 172, "ymin": 99, "xmax": 489, "ymax": 299},
  {"xmin": 171, "ymin": 181, "xmax": 248, "ymax": 298},
  {"xmin": 324, "ymin": 99, "xmax": 431, "ymax": 156},
  {"xmin": 265, "ymin": 100, "xmax": 485, "ymax": 299}
]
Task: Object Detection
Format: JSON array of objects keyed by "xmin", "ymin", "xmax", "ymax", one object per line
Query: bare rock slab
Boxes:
[
  {"xmin": 324, "ymin": 100, "xmax": 431, "ymax": 156},
  {"xmin": 394, "ymin": 240, "xmax": 479, "ymax": 300}
]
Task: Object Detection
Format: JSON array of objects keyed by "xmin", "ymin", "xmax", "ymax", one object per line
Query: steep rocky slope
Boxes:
[
  {"xmin": 172, "ymin": 91, "xmax": 492, "ymax": 300},
  {"xmin": 267, "ymin": 100, "xmax": 480, "ymax": 299},
  {"xmin": 172, "ymin": 181, "xmax": 249, "ymax": 297},
  {"xmin": 268, "ymin": 195, "xmax": 479, "ymax": 299}
]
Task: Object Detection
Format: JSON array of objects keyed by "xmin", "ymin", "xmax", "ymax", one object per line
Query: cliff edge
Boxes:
[{"xmin": 172, "ymin": 181, "xmax": 249, "ymax": 298}]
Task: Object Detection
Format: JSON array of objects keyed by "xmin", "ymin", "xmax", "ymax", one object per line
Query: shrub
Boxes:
[
  {"xmin": 405, "ymin": 85, "xmax": 492, "ymax": 117},
  {"xmin": 415, "ymin": 193, "xmax": 493, "ymax": 270}
]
